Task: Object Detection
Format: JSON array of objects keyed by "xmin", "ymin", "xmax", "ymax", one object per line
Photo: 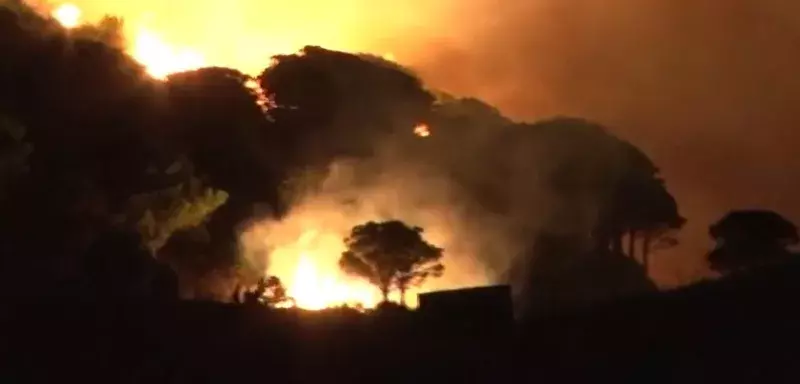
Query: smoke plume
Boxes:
[
  {"xmin": 40, "ymin": 0, "xmax": 800, "ymax": 288},
  {"xmin": 406, "ymin": 0, "xmax": 800, "ymax": 286}
]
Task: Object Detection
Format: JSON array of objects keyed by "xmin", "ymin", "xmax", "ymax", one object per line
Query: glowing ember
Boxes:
[
  {"xmin": 245, "ymin": 79, "xmax": 270, "ymax": 111},
  {"xmin": 53, "ymin": 3, "xmax": 81, "ymax": 29},
  {"xmin": 414, "ymin": 123, "xmax": 431, "ymax": 137}
]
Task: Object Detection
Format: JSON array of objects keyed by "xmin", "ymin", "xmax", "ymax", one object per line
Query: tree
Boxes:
[
  {"xmin": 130, "ymin": 174, "xmax": 228, "ymax": 253},
  {"xmin": 515, "ymin": 232, "xmax": 657, "ymax": 319},
  {"xmin": 165, "ymin": 67, "xmax": 283, "ymax": 209},
  {"xmin": 259, "ymin": 46, "xmax": 434, "ymax": 168},
  {"xmin": 707, "ymin": 210, "xmax": 798, "ymax": 273},
  {"xmin": 70, "ymin": 15, "xmax": 125, "ymax": 49},
  {"xmin": 339, "ymin": 220, "xmax": 444, "ymax": 306},
  {"xmin": 82, "ymin": 229, "xmax": 178, "ymax": 300},
  {"xmin": 530, "ymin": 118, "xmax": 684, "ymax": 266},
  {"xmin": 233, "ymin": 276, "xmax": 293, "ymax": 307}
]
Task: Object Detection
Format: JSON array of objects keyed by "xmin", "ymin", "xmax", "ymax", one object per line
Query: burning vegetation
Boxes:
[{"xmin": 10, "ymin": 0, "xmax": 794, "ymax": 319}]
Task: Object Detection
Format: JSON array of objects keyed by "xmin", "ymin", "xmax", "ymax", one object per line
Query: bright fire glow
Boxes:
[
  {"xmin": 130, "ymin": 27, "xmax": 206, "ymax": 79},
  {"xmin": 291, "ymin": 252, "xmax": 380, "ymax": 310},
  {"xmin": 239, "ymin": 170, "xmax": 497, "ymax": 311},
  {"xmin": 53, "ymin": 3, "xmax": 81, "ymax": 28},
  {"xmin": 276, "ymin": 229, "xmax": 384, "ymax": 310},
  {"xmin": 46, "ymin": 1, "xmax": 495, "ymax": 310},
  {"xmin": 41, "ymin": 0, "xmax": 451, "ymax": 80},
  {"xmin": 52, "ymin": 4, "xmax": 206, "ymax": 79},
  {"xmin": 382, "ymin": 52, "xmax": 396, "ymax": 62},
  {"xmin": 414, "ymin": 123, "xmax": 431, "ymax": 137}
]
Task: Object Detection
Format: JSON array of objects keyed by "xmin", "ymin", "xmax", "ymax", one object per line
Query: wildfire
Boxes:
[
  {"xmin": 130, "ymin": 27, "xmax": 206, "ymax": 79},
  {"xmin": 274, "ymin": 229, "xmax": 382, "ymax": 310},
  {"xmin": 414, "ymin": 123, "xmax": 431, "ymax": 138},
  {"xmin": 382, "ymin": 52, "xmax": 396, "ymax": 62},
  {"xmin": 52, "ymin": 4, "xmax": 206, "ymax": 79},
  {"xmin": 53, "ymin": 3, "xmax": 81, "ymax": 29}
]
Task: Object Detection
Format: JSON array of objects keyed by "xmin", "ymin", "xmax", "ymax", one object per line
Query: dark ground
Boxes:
[{"xmin": 2, "ymin": 261, "xmax": 799, "ymax": 383}]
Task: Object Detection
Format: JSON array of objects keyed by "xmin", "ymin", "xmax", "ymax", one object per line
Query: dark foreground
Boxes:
[{"xmin": 2, "ymin": 262, "xmax": 800, "ymax": 383}]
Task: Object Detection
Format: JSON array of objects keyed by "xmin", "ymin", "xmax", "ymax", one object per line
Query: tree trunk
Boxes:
[
  {"xmin": 399, "ymin": 286, "xmax": 407, "ymax": 307},
  {"xmin": 380, "ymin": 285, "xmax": 390, "ymax": 303}
]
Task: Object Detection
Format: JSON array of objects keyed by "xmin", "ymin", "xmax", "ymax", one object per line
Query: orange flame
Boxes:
[
  {"xmin": 130, "ymin": 27, "xmax": 206, "ymax": 79},
  {"xmin": 414, "ymin": 123, "xmax": 431, "ymax": 137},
  {"xmin": 53, "ymin": 3, "xmax": 81, "ymax": 29},
  {"xmin": 279, "ymin": 229, "xmax": 383, "ymax": 310},
  {"xmin": 51, "ymin": 4, "xmax": 206, "ymax": 79}
]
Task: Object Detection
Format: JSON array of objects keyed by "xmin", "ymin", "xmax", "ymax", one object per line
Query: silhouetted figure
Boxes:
[{"xmin": 707, "ymin": 210, "xmax": 799, "ymax": 274}]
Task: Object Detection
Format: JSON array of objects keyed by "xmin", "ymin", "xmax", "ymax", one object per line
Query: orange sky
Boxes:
[
  {"xmin": 46, "ymin": 0, "xmax": 464, "ymax": 75},
  {"xmin": 38, "ymin": 0, "xmax": 800, "ymax": 288}
]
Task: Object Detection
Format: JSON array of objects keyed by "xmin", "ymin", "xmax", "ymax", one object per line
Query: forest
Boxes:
[{"xmin": 1, "ymin": 1, "xmax": 799, "ymax": 382}]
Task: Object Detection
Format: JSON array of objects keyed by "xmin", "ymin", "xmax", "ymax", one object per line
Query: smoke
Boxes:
[
  {"xmin": 404, "ymin": 0, "xmax": 800, "ymax": 286},
  {"xmin": 30, "ymin": 0, "xmax": 800, "ymax": 288},
  {"xmin": 241, "ymin": 141, "xmax": 515, "ymax": 302}
]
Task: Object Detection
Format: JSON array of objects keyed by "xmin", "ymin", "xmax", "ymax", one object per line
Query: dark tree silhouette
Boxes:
[
  {"xmin": 707, "ymin": 210, "xmax": 799, "ymax": 273},
  {"xmin": 70, "ymin": 15, "xmax": 126, "ymax": 49},
  {"xmin": 339, "ymin": 220, "xmax": 444, "ymax": 305},
  {"xmin": 0, "ymin": 3, "xmax": 169, "ymax": 290},
  {"xmin": 234, "ymin": 276, "xmax": 293, "ymax": 307},
  {"xmin": 517, "ymin": 232, "xmax": 657, "ymax": 319},
  {"xmin": 164, "ymin": 67, "xmax": 288, "ymax": 289},
  {"xmin": 158, "ymin": 225, "xmax": 231, "ymax": 299},
  {"xmin": 609, "ymin": 173, "xmax": 685, "ymax": 272},
  {"xmin": 83, "ymin": 229, "xmax": 179, "ymax": 300},
  {"xmin": 165, "ymin": 67, "xmax": 283, "ymax": 210},
  {"xmin": 260, "ymin": 46, "xmax": 434, "ymax": 168},
  {"xmin": 530, "ymin": 118, "xmax": 684, "ymax": 267}
]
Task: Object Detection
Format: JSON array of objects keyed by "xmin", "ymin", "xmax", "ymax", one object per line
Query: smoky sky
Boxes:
[
  {"xmin": 394, "ymin": 0, "xmax": 800, "ymax": 285},
  {"xmin": 41, "ymin": 0, "xmax": 800, "ymax": 285}
]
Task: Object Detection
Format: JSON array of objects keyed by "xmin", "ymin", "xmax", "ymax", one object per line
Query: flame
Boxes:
[
  {"xmin": 44, "ymin": 1, "xmax": 430, "ymax": 79},
  {"xmin": 53, "ymin": 3, "xmax": 81, "ymax": 29},
  {"xmin": 382, "ymin": 52, "xmax": 396, "ymax": 62},
  {"xmin": 130, "ymin": 27, "xmax": 206, "ymax": 79},
  {"xmin": 290, "ymin": 253, "xmax": 379, "ymax": 310},
  {"xmin": 414, "ymin": 123, "xmax": 431, "ymax": 137},
  {"xmin": 51, "ymin": 4, "xmax": 206, "ymax": 79},
  {"xmin": 279, "ymin": 229, "xmax": 383, "ymax": 310},
  {"xmin": 245, "ymin": 78, "xmax": 270, "ymax": 111}
]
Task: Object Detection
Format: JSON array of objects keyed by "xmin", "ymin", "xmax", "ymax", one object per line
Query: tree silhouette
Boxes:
[
  {"xmin": 70, "ymin": 15, "xmax": 125, "ymax": 49},
  {"xmin": 339, "ymin": 220, "xmax": 444, "ymax": 305},
  {"xmin": 517, "ymin": 232, "xmax": 657, "ymax": 319},
  {"xmin": 234, "ymin": 276, "xmax": 293, "ymax": 307},
  {"xmin": 531, "ymin": 118, "xmax": 684, "ymax": 268},
  {"xmin": 260, "ymin": 46, "xmax": 434, "ymax": 168},
  {"xmin": 83, "ymin": 229, "xmax": 175, "ymax": 300},
  {"xmin": 609, "ymin": 173, "xmax": 685, "ymax": 272},
  {"xmin": 165, "ymin": 67, "xmax": 283, "ymax": 210},
  {"xmin": 707, "ymin": 210, "xmax": 798, "ymax": 273}
]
